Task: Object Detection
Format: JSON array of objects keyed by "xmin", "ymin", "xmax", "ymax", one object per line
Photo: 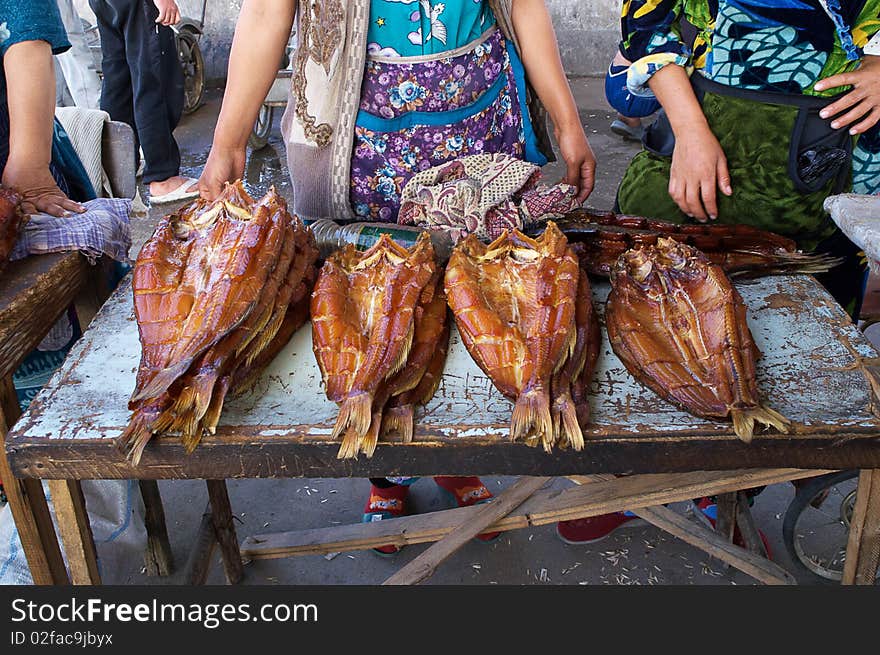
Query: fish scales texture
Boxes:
[
  {"xmin": 446, "ymin": 222, "xmax": 579, "ymax": 451},
  {"xmin": 311, "ymin": 233, "xmax": 437, "ymax": 459},
  {"xmin": 606, "ymin": 237, "xmax": 790, "ymax": 442},
  {"xmin": 132, "ymin": 184, "xmax": 282, "ymax": 403}
]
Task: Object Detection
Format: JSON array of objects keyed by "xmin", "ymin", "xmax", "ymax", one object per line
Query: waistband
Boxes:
[
  {"xmin": 691, "ymin": 72, "xmax": 844, "ymax": 109},
  {"xmin": 366, "ymin": 25, "xmax": 498, "ymax": 64}
]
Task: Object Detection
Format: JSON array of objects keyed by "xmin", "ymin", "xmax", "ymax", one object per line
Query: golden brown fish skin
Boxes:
[
  {"xmin": 131, "ymin": 182, "xmax": 281, "ymax": 403},
  {"xmin": 445, "ymin": 222, "xmax": 579, "ymax": 451},
  {"xmin": 311, "ymin": 233, "xmax": 436, "ymax": 459},
  {"xmin": 0, "ymin": 187, "xmax": 23, "ymax": 276},
  {"xmin": 550, "ymin": 264, "xmax": 595, "ymax": 451},
  {"xmin": 606, "ymin": 237, "xmax": 790, "ymax": 442}
]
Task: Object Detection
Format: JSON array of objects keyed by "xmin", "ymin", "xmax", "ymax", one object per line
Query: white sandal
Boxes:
[{"xmin": 148, "ymin": 177, "xmax": 201, "ymax": 205}]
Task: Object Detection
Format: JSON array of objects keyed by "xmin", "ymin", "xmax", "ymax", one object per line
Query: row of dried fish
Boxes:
[
  {"xmin": 120, "ymin": 182, "xmax": 318, "ymax": 464},
  {"xmin": 540, "ymin": 208, "xmax": 841, "ymax": 279},
  {"xmin": 0, "ymin": 186, "xmax": 24, "ymax": 276}
]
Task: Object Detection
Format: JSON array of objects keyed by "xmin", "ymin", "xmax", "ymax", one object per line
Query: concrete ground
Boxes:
[{"xmin": 111, "ymin": 78, "xmax": 863, "ymax": 586}]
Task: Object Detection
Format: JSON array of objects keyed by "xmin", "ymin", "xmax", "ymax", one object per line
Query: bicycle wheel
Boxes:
[
  {"xmin": 248, "ymin": 105, "xmax": 274, "ymax": 150},
  {"xmin": 782, "ymin": 470, "xmax": 861, "ymax": 582},
  {"xmin": 178, "ymin": 30, "xmax": 205, "ymax": 116}
]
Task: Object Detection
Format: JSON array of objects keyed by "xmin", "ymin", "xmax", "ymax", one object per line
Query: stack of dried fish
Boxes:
[
  {"xmin": 121, "ymin": 182, "xmax": 318, "ymax": 464},
  {"xmin": 0, "ymin": 186, "xmax": 23, "ymax": 276},
  {"xmin": 539, "ymin": 208, "xmax": 841, "ymax": 278},
  {"xmin": 311, "ymin": 233, "xmax": 446, "ymax": 460},
  {"xmin": 606, "ymin": 237, "xmax": 790, "ymax": 442},
  {"xmin": 445, "ymin": 222, "xmax": 599, "ymax": 452}
]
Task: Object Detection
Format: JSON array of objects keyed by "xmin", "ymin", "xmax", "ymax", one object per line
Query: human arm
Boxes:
[
  {"xmin": 647, "ymin": 64, "xmax": 731, "ymax": 222},
  {"xmin": 1, "ymin": 40, "xmax": 85, "ymax": 216},
  {"xmin": 199, "ymin": 0, "xmax": 297, "ymax": 200},
  {"xmin": 511, "ymin": 0, "xmax": 594, "ymax": 202},
  {"xmin": 815, "ymin": 55, "xmax": 880, "ymax": 135},
  {"xmin": 153, "ymin": 0, "xmax": 181, "ymax": 27}
]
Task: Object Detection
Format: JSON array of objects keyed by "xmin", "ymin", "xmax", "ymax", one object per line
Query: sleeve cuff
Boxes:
[{"xmin": 625, "ymin": 53, "xmax": 691, "ymax": 97}]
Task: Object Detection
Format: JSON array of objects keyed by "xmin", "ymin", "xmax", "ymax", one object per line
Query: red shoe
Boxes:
[
  {"xmin": 433, "ymin": 476, "xmax": 501, "ymax": 543},
  {"xmin": 694, "ymin": 497, "xmax": 772, "ymax": 558},
  {"xmin": 556, "ymin": 512, "xmax": 644, "ymax": 545},
  {"xmin": 362, "ymin": 483, "xmax": 410, "ymax": 556}
]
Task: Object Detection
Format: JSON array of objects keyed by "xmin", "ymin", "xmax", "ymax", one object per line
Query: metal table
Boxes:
[{"xmin": 6, "ymin": 273, "xmax": 880, "ymax": 584}]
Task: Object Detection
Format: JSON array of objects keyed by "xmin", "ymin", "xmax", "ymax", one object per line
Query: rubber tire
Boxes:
[
  {"xmin": 178, "ymin": 30, "xmax": 205, "ymax": 116},
  {"xmin": 248, "ymin": 105, "xmax": 273, "ymax": 151},
  {"xmin": 782, "ymin": 470, "xmax": 859, "ymax": 582}
]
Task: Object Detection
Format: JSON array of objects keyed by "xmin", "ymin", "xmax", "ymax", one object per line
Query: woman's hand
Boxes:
[
  {"xmin": 2, "ymin": 163, "xmax": 85, "ymax": 217},
  {"xmin": 153, "ymin": 0, "xmax": 181, "ymax": 27},
  {"xmin": 668, "ymin": 125, "xmax": 732, "ymax": 222},
  {"xmin": 198, "ymin": 147, "xmax": 247, "ymax": 201},
  {"xmin": 555, "ymin": 125, "xmax": 596, "ymax": 203},
  {"xmin": 816, "ymin": 55, "xmax": 880, "ymax": 135}
]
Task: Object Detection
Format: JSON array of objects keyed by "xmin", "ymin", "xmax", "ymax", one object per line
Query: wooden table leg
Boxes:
[
  {"xmin": 185, "ymin": 507, "xmax": 218, "ymax": 585},
  {"xmin": 735, "ymin": 491, "xmax": 770, "ymax": 558},
  {"xmin": 139, "ymin": 480, "xmax": 174, "ymax": 576},
  {"xmin": 843, "ymin": 469, "xmax": 880, "ymax": 585},
  {"xmin": 0, "ymin": 377, "xmax": 68, "ymax": 584},
  {"xmin": 206, "ymin": 480, "xmax": 243, "ymax": 584},
  {"xmin": 46, "ymin": 479, "xmax": 101, "ymax": 585}
]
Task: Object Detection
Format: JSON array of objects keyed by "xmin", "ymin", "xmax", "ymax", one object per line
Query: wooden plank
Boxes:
[
  {"xmin": 9, "ymin": 436, "xmax": 878, "ymax": 480},
  {"xmin": 383, "ymin": 477, "xmax": 549, "ymax": 586},
  {"xmin": 567, "ymin": 475, "xmax": 792, "ymax": 585},
  {"xmin": 206, "ymin": 480, "xmax": 243, "ymax": 584},
  {"xmin": 139, "ymin": 480, "xmax": 174, "ymax": 577},
  {"xmin": 46, "ymin": 479, "xmax": 101, "ymax": 584},
  {"xmin": 241, "ymin": 469, "xmax": 827, "ymax": 560},
  {"xmin": 735, "ymin": 491, "xmax": 770, "ymax": 558},
  {"xmin": 0, "ymin": 377, "xmax": 68, "ymax": 584},
  {"xmin": 0, "ymin": 253, "xmax": 89, "ymax": 380},
  {"xmin": 843, "ymin": 469, "xmax": 880, "ymax": 585},
  {"xmin": 185, "ymin": 508, "xmax": 217, "ymax": 585}
]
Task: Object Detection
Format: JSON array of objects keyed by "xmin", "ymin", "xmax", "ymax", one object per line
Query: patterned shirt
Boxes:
[
  {"xmin": 620, "ymin": 0, "xmax": 880, "ymax": 194},
  {"xmin": 621, "ymin": 0, "xmax": 880, "ymax": 97},
  {"xmin": 367, "ymin": 0, "xmax": 495, "ymax": 57}
]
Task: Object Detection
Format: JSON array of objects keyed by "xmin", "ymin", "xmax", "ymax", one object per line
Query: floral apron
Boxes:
[{"xmin": 349, "ymin": 27, "xmax": 545, "ymax": 222}]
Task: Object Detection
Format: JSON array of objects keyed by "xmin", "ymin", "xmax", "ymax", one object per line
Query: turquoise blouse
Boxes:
[{"xmin": 367, "ymin": 0, "xmax": 495, "ymax": 57}]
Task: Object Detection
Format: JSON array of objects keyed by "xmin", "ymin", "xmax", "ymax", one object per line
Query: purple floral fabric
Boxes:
[{"xmin": 350, "ymin": 30, "xmax": 529, "ymax": 222}]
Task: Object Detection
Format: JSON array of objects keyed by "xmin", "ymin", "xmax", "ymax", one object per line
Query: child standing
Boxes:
[{"xmin": 200, "ymin": 0, "xmax": 595, "ymax": 554}]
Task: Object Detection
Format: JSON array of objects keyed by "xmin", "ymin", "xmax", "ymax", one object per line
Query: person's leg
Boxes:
[
  {"xmin": 363, "ymin": 478, "xmax": 418, "ymax": 556},
  {"xmin": 56, "ymin": 0, "xmax": 103, "ymax": 109},
  {"xmin": 90, "ymin": 0, "xmax": 136, "ymax": 132},
  {"xmin": 433, "ymin": 476, "xmax": 500, "ymax": 542},
  {"xmin": 115, "ymin": 0, "xmax": 191, "ymax": 194}
]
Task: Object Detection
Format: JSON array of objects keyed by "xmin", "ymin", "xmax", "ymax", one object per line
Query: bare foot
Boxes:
[{"xmin": 149, "ymin": 176, "xmax": 198, "ymax": 197}]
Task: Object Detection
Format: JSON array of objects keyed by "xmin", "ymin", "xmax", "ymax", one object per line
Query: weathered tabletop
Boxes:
[{"xmin": 7, "ymin": 273, "xmax": 880, "ymax": 480}]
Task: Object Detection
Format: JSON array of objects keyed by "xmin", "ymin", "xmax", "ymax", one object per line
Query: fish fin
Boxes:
[
  {"xmin": 511, "ymin": 386, "xmax": 554, "ymax": 453},
  {"xmin": 554, "ymin": 392, "xmax": 584, "ymax": 452},
  {"xmin": 335, "ymin": 393, "xmax": 373, "ymax": 459},
  {"xmin": 203, "ymin": 376, "xmax": 231, "ymax": 434},
  {"xmin": 131, "ymin": 358, "xmax": 194, "ymax": 404},
  {"xmin": 359, "ymin": 411, "xmax": 383, "ymax": 458},
  {"xmin": 731, "ymin": 405, "xmax": 791, "ymax": 443},
  {"xmin": 245, "ymin": 311, "xmax": 285, "ymax": 368},
  {"xmin": 117, "ymin": 411, "xmax": 154, "ymax": 466},
  {"xmin": 385, "ymin": 320, "xmax": 415, "ymax": 381},
  {"xmin": 382, "ymin": 405, "xmax": 414, "ymax": 443}
]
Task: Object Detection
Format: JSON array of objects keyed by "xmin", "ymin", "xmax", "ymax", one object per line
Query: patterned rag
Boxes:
[
  {"xmin": 9, "ymin": 197, "xmax": 132, "ymax": 265},
  {"xmin": 397, "ymin": 153, "xmax": 579, "ymax": 242}
]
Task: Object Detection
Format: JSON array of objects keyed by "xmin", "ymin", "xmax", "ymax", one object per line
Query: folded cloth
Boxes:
[
  {"xmin": 398, "ymin": 153, "xmax": 580, "ymax": 243},
  {"xmin": 824, "ymin": 193, "xmax": 880, "ymax": 273},
  {"xmin": 55, "ymin": 106, "xmax": 111, "ymax": 198},
  {"xmin": 10, "ymin": 197, "xmax": 132, "ymax": 265}
]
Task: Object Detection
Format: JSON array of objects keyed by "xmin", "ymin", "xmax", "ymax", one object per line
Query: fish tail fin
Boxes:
[
  {"xmin": 731, "ymin": 405, "xmax": 791, "ymax": 443},
  {"xmin": 335, "ymin": 393, "xmax": 373, "ymax": 460},
  {"xmin": 553, "ymin": 391, "xmax": 584, "ymax": 452},
  {"xmin": 203, "ymin": 377, "xmax": 231, "ymax": 435},
  {"xmin": 511, "ymin": 386, "xmax": 554, "ymax": 453},
  {"xmin": 382, "ymin": 405, "xmax": 414, "ymax": 444},
  {"xmin": 118, "ymin": 410, "xmax": 154, "ymax": 466},
  {"xmin": 359, "ymin": 411, "xmax": 383, "ymax": 458}
]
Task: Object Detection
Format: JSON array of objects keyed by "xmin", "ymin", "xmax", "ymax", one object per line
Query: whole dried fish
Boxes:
[
  {"xmin": 445, "ymin": 222, "xmax": 579, "ymax": 451},
  {"xmin": 311, "ymin": 233, "xmax": 436, "ymax": 459},
  {"xmin": 606, "ymin": 237, "xmax": 790, "ymax": 441}
]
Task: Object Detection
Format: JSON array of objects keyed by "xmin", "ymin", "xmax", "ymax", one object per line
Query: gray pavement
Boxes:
[{"xmin": 116, "ymin": 79, "xmax": 854, "ymax": 586}]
